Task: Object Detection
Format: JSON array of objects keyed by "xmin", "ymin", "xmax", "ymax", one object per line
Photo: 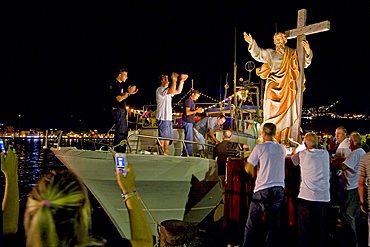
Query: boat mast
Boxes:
[{"xmin": 232, "ymin": 27, "xmax": 238, "ymax": 130}]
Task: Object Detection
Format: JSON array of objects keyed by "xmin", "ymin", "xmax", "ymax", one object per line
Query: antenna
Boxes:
[
  {"xmin": 275, "ymin": 22, "xmax": 278, "ymax": 34},
  {"xmin": 232, "ymin": 27, "xmax": 237, "ymax": 130}
]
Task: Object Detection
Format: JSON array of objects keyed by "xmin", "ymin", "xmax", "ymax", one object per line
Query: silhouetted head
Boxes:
[
  {"xmin": 24, "ymin": 170, "xmax": 104, "ymax": 247},
  {"xmin": 304, "ymin": 132, "xmax": 319, "ymax": 149},
  {"xmin": 116, "ymin": 67, "xmax": 128, "ymax": 82}
]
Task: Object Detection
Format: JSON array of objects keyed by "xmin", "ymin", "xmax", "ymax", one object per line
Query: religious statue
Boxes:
[{"xmin": 243, "ymin": 31, "xmax": 313, "ymax": 145}]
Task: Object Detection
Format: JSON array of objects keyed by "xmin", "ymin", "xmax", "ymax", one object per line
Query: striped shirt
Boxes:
[{"xmin": 358, "ymin": 152, "xmax": 370, "ymax": 211}]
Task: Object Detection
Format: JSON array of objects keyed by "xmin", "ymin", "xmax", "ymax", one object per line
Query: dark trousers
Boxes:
[
  {"xmin": 182, "ymin": 121, "xmax": 193, "ymax": 156},
  {"xmin": 242, "ymin": 186, "xmax": 284, "ymax": 247},
  {"xmin": 297, "ymin": 198, "xmax": 330, "ymax": 247},
  {"xmin": 112, "ymin": 108, "xmax": 128, "ymax": 152},
  {"xmin": 342, "ymin": 188, "xmax": 361, "ymax": 247}
]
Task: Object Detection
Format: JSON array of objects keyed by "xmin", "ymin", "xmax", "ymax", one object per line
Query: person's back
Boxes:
[
  {"xmin": 295, "ymin": 148, "xmax": 330, "ymax": 200},
  {"xmin": 242, "ymin": 122, "xmax": 286, "ymax": 247},
  {"xmin": 214, "ymin": 130, "xmax": 242, "ymax": 191},
  {"xmin": 194, "ymin": 116, "xmax": 211, "ymax": 136},
  {"xmin": 248, "ymin": 141, "xmax": 286, "ymax": 192},
  {"xmin": 214, "ymin": 130, "xmax": 245, "ymax": 247},
  {"xmin": 290, "ymin": 132, "xmax": 331, "ymax": 247},
  {"xmin": 214, "ymin": 140, "xmax": 242, "ymax": 168}
]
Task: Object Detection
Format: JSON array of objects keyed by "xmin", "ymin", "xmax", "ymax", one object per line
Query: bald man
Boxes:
[
  {"xmin": 213, "ymin": 130, "xmax": 243, "ymax": 192},
  {"xmin": 291, "ymin": 132, "xmax": 331, "ymax": 247}
]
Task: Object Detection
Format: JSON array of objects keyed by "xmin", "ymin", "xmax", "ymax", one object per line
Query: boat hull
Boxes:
[{"xmin": 51, "ymin": 147, "xmax": 221, "ymax": 239}]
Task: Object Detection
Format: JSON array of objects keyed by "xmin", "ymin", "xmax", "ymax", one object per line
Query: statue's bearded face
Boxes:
[{"xmin": 274, "ymin": 33, "xmax": 287, "ymax": 54}]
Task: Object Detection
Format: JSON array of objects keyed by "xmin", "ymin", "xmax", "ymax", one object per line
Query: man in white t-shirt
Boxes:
[
  {"xmin": 156, "ymin": 72, "xmax": 188, "ymax": 155},
  {"xmin": 291, "ymin": 132, "xmax": 331, "ymax": 247},
  {"xmin": 242, "ymin": 122, "xmax": 286, "ymax": 247}
]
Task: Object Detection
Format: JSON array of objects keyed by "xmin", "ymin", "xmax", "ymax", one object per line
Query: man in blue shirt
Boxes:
[{"xmin": 181, "ymin": 89, "xmax": 202, "ymax": 156}]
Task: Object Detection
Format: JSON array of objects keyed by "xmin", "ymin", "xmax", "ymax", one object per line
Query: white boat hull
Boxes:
[{"xmin": 51, "ymin": 147, "xmax": 221, "ymax": 239}]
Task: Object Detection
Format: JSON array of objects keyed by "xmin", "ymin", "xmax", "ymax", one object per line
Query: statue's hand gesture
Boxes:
[
  {"xmin": 302, "ymin": 40, "xmax": 311, "ymax": 54},
  {"xmin": 243, "ymin": 32, "xmax": 253, "ymax": 44}
]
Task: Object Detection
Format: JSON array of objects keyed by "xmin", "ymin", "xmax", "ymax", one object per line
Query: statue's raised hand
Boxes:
[{"xmin": 243, "ymin": 32, "xmax": 253, "ymax": 44}]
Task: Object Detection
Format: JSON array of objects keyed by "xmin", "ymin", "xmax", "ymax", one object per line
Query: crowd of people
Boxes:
[
  {"xmin": 91, "ymin": 60, "xmax": 370, "ymax": 247},
  {"xmin": 2, "ymin": 122, "xmax": 370, "ymax": 247}
]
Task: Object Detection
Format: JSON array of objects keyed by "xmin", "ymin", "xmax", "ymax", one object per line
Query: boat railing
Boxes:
[
  {"xmin": 50, "ymin": 129, "xmax": 214, "ymax": 157},
  {"xmin": 126, "ymin": 133, "xmax": 215, "ymax": 158}
]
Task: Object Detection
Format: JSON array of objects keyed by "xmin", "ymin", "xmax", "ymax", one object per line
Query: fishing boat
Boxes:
[
  {"xmin": 51, "ymin": 128, "xmax": 223, "ymax": 239},
  {"xmin": 51, "ymin": 112, "xmax": 260, "ymax": 239}
]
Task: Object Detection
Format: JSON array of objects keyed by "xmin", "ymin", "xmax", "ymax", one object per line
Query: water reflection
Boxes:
[
  {"xmin": 8, "ymin": 138, "xmax": 67, "ymax": 204},
  {"xmin": 1, "ymin": 137, "xmax": 113, "ymax": 205}
]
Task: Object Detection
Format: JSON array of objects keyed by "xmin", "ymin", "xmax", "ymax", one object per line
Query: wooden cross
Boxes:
[{"xmin": 284, "ymin": 9, "xmax": 330, "ymax": 141}]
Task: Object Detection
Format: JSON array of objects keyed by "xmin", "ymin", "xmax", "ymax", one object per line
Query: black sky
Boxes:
[{"xmin": 1, "ymin": 1, "xmax": 369, "ymax": 131}]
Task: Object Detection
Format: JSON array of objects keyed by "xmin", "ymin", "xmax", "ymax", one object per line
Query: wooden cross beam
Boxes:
[{"xmin": 284, "ymin": 9, "xmax": 330, "ymax": 141}]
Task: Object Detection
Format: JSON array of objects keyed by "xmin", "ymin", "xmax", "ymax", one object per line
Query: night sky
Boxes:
[{"xmin": 2, "ymin": 1, "xmax": 369, "ymax": 131}]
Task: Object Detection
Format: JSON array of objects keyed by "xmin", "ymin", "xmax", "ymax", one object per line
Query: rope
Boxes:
[
  {"xmin": 137, "ymin": 193, "xmax": 160, "ymax": 226},
  {"xmin": 97, "ymin": 124, "xmax": 115, "ymax": 144},
  {"xmin": 200, "ymin": 92, "xmax": 219, "ymax": 103},
  {"xmin": 109, "ymin": 147, "xmax": 160, "ymax": 229},
  {"xmin": 175, "ymin": 89, "xmax": 192, "ymax": 106},
  {"xmin": 175, "ymin": 85, "xmax": 219, "ymax": 106}
]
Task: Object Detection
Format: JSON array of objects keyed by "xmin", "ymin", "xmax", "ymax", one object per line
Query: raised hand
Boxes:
[
  {"xmin": 179, "ymin": 74, "xmax": 188, "ymax": 82},
  {"xmin": 243, "ymin": 32, "xmax": 253, "ymax": 44},
  {"xmin": 1, "ymin": 145, "xmax": 18, "ymax": 177},
  {"xmin": 128, "ymin": 85, "xmax": 139, "ymax": 95},
  {"xmin": 302, "ymin": 40, "xmax": 311, "ymax": 54},
  {"xmin": 116, "ymin": 163, "xmax": 136, "ymax": 194},
  {"xmin": 171, "ymin": 72, "xmax": 179, "ymax": 83}
]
